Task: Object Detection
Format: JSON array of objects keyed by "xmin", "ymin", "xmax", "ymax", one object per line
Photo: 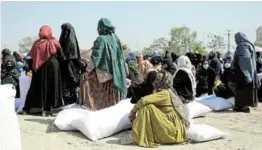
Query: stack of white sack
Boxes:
[
  {"xmin": 0, "ymin": 84, "xmax": 22, "ymax": 150},
  {"xmin": 54, "ymin": 99, "xmax": 134, "ymax": 141},
  {"xmin": 15, "ymin": 71, "xmax": 31, "ymax": 113}
]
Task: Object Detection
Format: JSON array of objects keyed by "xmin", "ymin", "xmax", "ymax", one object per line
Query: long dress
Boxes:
[
  {"xmin": 131, "ymin": 90, "xmax": 186, "ymax": 148},
  {"xmin": 23, "ymin": 51, "xmax": 64, "ymax": 113}
]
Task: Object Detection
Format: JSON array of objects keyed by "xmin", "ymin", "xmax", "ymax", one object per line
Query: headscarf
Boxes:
[
  {"xmin": 2, "ymin": 48, "xmax": 11, "ymax": 59},
  {"xmin": 13, "ymin": 51, "xmax": 23, "ymax": 62},
  {"xmin": 29, "ymin": 25, "xmax": 61, "ymax": 71},
  {"xmin": 59, "ymin": 23, "xmax": 81, "ymax": 59},
  {"xmin": 174, "ymin": 55, "xmax": 196, "ymax": 96},
  {"xmin": 152, "ymin": 49, "xmax": 160, "ymax": 57},
  {"xmin": 138, "ymin": 60, "xmax": 153, "ymax": 79},
  {"xmin": 127, "ymin": 52, "xmax": 136, "ymax": 63},
  {"xmin": 153, "ymin": 70, "xmax": 189, "ymax": 127},
  {"xmin": 150, "ymin": 56, "xmax": 162, "ymax": 65},
  {"xmin": 92, "ymin": 18, "xmax": 126, "ymax": 94}
]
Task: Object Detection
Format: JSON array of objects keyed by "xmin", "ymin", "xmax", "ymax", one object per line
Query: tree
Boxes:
[
  {"xmin": 254, "ymin": 41, "xmax": 262, "ymax": 47},
  {"xmin": 169, "ymin": 26, "xmax": 198, "ymax": 54},
  {"xmin": 191, "ymin": 42, "xmax": 207, "ymax": 55},
  {"xmin": 18, "ymin": 36, "xmax": 38, "ymax": 53},
  {"xmin": 141, "ymin": 26, "xmax": 207, "ymax": 56},
  {"xmin": 206, "ymin": 34, "xmax": 226, "ymax": 53}
]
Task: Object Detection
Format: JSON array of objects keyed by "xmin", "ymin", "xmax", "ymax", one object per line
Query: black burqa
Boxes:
[
  {"xmin": 1, "ymin": 49, "xmax": 21, "ymax": 98},
  {"xmin": 59, "ymin": 23, "xmax": 82, "ymax": 105}
]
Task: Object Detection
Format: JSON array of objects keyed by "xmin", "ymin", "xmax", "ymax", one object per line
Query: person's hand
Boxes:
[{"xmin": 128, "ymin": 107, "xmax": 138, "ymax": 123}]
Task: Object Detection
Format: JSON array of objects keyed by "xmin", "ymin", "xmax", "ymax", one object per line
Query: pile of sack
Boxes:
[
  {"xmin": 54, "ymin": 93, "xmax": 233, "ymax": 143},
  {"xmin": 54, "ymin": 99, "xmax": 134, "ymax": 141}
]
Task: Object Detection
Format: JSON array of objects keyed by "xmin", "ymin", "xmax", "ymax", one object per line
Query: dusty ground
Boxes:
[{"xmin": 19, "ymin": 103, "xmax": 262, "ymax": 150}]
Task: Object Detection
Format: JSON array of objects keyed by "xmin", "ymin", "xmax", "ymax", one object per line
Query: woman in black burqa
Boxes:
[
  {"xmin": 21, "ymin": 25, "xmax": 65, "ymax": 116},
  {"xmin": 59, "ymin": 23, "xmax": 82, "ymax": 105}
]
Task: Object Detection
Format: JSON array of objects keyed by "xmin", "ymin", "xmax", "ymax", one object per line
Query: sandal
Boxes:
[{"xmin": 118, "ymin": 135, "xmax": 135, "ymax": 145}]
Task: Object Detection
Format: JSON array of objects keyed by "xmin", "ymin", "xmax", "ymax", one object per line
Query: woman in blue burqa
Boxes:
[
  {"xmin": 78, "ymin": 18, "xmax": 126, "ymax": 111},
  {"xmin": 59, "ymin": 23, "xmax": 83, "ymax": 105},
  {"xmin": 232, "ymin": 32, "xmax": 260, "ymax": 113}
]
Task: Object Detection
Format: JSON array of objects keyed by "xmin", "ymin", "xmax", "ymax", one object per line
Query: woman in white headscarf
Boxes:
[{"xmin": 173, "ymin": 55, "xmax": 196, "ymax": 103}]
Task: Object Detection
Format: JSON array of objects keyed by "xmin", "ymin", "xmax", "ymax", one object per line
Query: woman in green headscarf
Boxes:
[{"xmin": 78, "ymin": 18, "xmax": 127, "ymax": 111}]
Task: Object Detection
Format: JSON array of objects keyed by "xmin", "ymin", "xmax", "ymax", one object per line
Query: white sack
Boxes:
[
  {"xmin": 195, "ymin": 95, "xmax": 216, "ymax": 101},
  {"xmin": 62, "ymin": 103, "xmax": 81, "ymax": 109},
  {"xmin": 226, "ymin": 97, "xmax": 235, "ymax": 106},
  {"xmin": 184, "ymin": 101, "xmax": 212, "ymax": 119},
  {"xmin": 17, "ymin": 71, "xmax": 31, "ymax": 112},
  {"xmin": 198, "ymin": 97, "xmax": 233, "ymax": 111},
  {"xmin": 54, "ymin": 108, "xmax": 89, "ymax": 131},
  {"xmin": 0, "ymin": 84, "xmax": 22, "ymax": 150},
  {"xmin": 71, "ymin": 99, "xmax": 134, "ymax": 141},
  {"xmin": 187, "ymin": 120, "xmax": 228, "ymax": 142}
]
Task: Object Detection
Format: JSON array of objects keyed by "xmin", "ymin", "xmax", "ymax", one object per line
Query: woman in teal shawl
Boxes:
[{"xmin": 79, "ymin": 18, "xmax": 127, "ymax": 111}]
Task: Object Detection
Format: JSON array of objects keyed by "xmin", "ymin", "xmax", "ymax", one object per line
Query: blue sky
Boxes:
[{"xmin": 1, "ymin": 1, "xmax": 262, "ymax": 52}]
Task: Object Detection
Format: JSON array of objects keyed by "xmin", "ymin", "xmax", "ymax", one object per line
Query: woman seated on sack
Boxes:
[
  {"xmin": 173, "ymin": 55, "xmax": 196, "ymax": 103},
  {"xmin": 196, "ymin": 58, "xmax": 213, "ymax": 97},
  {"xmin": 78, "ymin": 18, "xmax": 127, "ymax": 111},
  {"xmin": 119, "ymin": 70, "xmax": 189, "ymax": 147},
  {"xmin": 129, "ymin": 56, "xmax": 162, "ymax": 104},
  {"xmin": 214, "ymin": 57, "xmax": 235, "ymax": 99}
]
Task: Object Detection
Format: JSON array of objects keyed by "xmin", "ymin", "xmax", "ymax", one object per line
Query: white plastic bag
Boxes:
[
  {"xmin": 226, "ymin": 97, "xmax": 235, "ymax": 106},
  {"xmin": 71, "ymin": 99, "xmax": 134, "ymax": 141},
  {"xmin": 54, "ymin": 108, "xmax": 89, "ymax": 131},
  {"xmin": 198, "ymin": 97, "xmax": 233, "ymax": 111},
  {"xmin": 195, "ymin": 95, "xmax": 216, "ymax": 101},
  {"xmin": 17, "ymin": 71, "xmax": 31, "ymax": 112},
  {"xmin": 184, "ymin": 101, "xmax": 212, "ymax": 119},
  {"xmin": 0, "ymin": 84, "xmax": 22, "ymax": 150},
  {"xmin": 187, "ymin": 120, "xmax": 228, "ymax": 142}
]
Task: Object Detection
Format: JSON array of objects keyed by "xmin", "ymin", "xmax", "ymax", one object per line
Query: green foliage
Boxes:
[
  {"xmin": 206, "ymin": 34, "xmax": 226, "ymax": 52},
  {"xmin": 141, "ymin": 26, "xmax": 206, "ymax": 56},
  {"xmin": 18, "ymin": 36, "xmax": 38, "ymax": 53},
  {"xmin": 254, "ymin": 41, "xmax": 262, "ymax": 47}
]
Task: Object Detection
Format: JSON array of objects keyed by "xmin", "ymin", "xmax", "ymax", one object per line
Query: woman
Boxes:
[
  {"xmin": 129, "ymin": 56, "xmax": 162, "ymax": 103},
  {"xmin": 232, "ymin": 32, "xmax": 259, "ymax": 112},
  {"xmin": 78, "ymin": 18, "xmax": 126, "ymax": 111},
  {"xmin": 256, "ymin": 51, "xmax": 262, "ymax": 102},
  {"xmin": 214, "ymin": 59, "xmax": 234, "ymax": 99},
  {"xmin": 1, "ymin": 48, "xmax": 21, "ymax": 98},
  {"xmin": 138, "ymin": 58, "xmax": 153, "ymax": 79},
  {"xmin": 120, "ymin": 70, "xmax": 188, "ymax": 147},
  {"xmin": 173, "ymin": 55, "xmax": 196, "ymax": 103},
  {"xmin": 21, "ymin": 25, "xmax": 65, "ymax": 116},
  {"xmin": 59, "ymin": 23, "xmax": 82, "ymax": 105},
  {"xmin": 208, "ymin": 51, "xmax": 221, "ymax": 95},
  {"xmin": 256, "ymin": 51, "xmax": 262, "ymax": 73},
  {"xmin": 196, "ymin": 59, "xmax": 210, "ymax": 97}
]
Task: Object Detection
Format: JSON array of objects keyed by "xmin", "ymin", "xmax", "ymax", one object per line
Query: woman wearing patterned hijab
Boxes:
[{"xmin": 78, "ymin": 18, "xmax": 127, "ymax": 111}]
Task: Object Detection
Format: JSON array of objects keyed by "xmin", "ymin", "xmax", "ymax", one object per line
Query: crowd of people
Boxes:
[{"xmin": 1, "ymin": 18, "xmax": 262, "ymax": 147}]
